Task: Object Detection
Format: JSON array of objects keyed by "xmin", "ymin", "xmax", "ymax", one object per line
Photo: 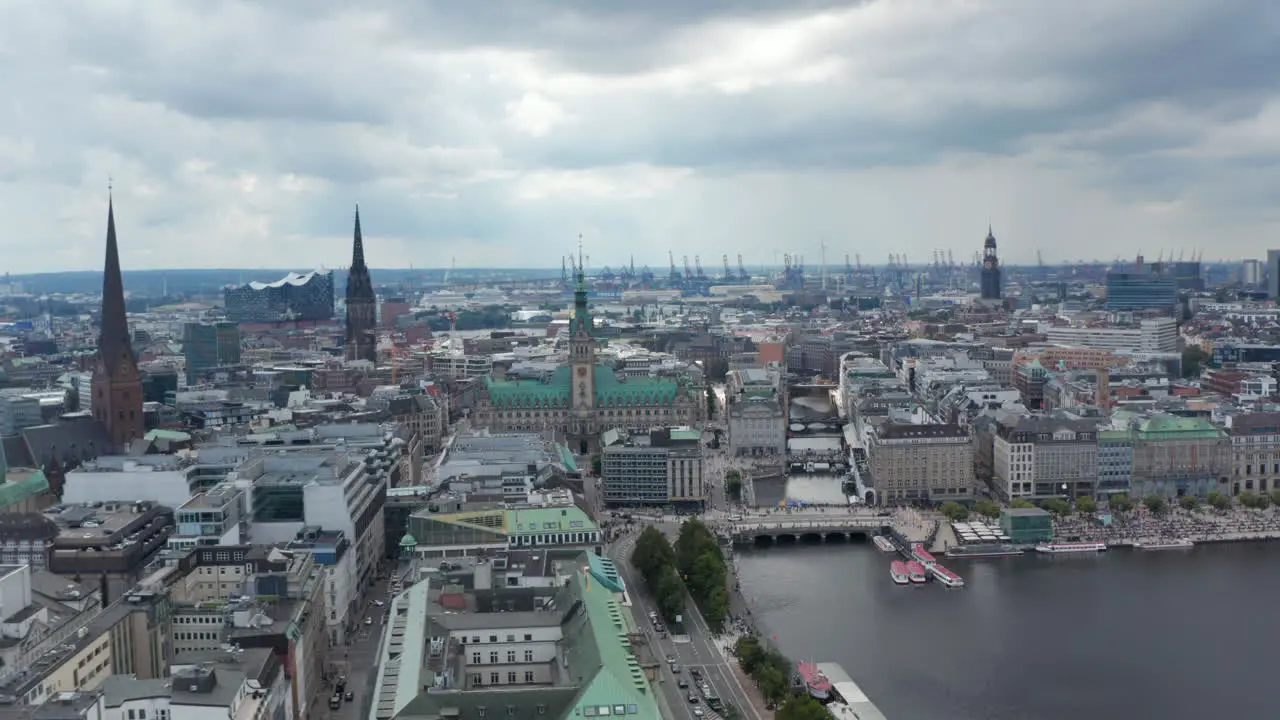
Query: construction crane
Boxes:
[
  {"xmin": 695, "ymin": 255, "xmax": 707, "ymax": 280},
  {"xmin": 738, "ymin": 253, "xmax": 749, "ymax": 282},
  {"xmin": 669, "ymin": 251, "xmax": 681, "ymax": 282},
  {"xmin": 683, "ymin": 255, "xmax": 693, "ymax": 280},
  {"xmin": 722, "ymin": 254, "xmax": 732, "ymax": 281}
]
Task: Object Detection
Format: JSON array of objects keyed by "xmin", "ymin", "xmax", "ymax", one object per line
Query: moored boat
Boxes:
[
  {"xmin": 911, "ymin": 543, "xmax": 937, "ymax": 568},
  {"xmin": 905, "ymin": 560, "xmax": 927, "ymax": 583},
  {"xmin": 945, "ymin": 543, "xmax": 1024, "ymax": 558},
  {"xmin": 889, "ymin": 560, "xmax": 909, "ymax": 585},
  {"xmin": 1035, "ymin": 541, "xmax": 1108, "ymax": 554},
  {"xmin": 930, "ymin": 564, "xmax": 965, "ymax": 588},
  {"xmin": 873, "ymin": 535, "xmax": 896, "ymax": 552},
  {"xmin": 796, "ymin": 661, "xmax": 832, "ymax": 701},
  {"xmin": 1134, "ymin": 538, "xmax": 1194, "ymax": 550}
]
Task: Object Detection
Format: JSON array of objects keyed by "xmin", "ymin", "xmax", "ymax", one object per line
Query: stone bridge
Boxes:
[{"xmin": 725, "ymin": 516, "xmax": 892, "ymax": 545}]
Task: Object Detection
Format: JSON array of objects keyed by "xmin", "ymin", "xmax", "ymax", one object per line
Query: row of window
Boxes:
[
  {"xmin": 464, "ymin": 632, "xmax": 535, "ymax": 643},
  {"xmin": 471, "ymin": 649, "xmax": 537, "ymax": 664},
  {"xmin": 473, "ymin": 670, "xmax": 538, "ymax": 685}
]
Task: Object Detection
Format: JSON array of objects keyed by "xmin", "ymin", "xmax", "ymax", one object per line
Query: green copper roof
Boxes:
[
  {"xmin": 484, "ymin": 365, "xmax": 683, "ymax": 409},
  {"xmin": 0, "ymin": 470, "xmax": 49, "ymax": 509},
  {"xmin": 1135, "ymin": 414, "xmax": 1225, "ymax": 440},
  {"xmin": 564, "ymin": 564, "xmax": 659, "ymax": 719},
  {"xmin": 507, "ymin": 505, "xmax": 597, "ymax": 536}
]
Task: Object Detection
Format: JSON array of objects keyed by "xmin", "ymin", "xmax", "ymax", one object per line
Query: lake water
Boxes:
[{"xmin": 734, "ymin": 540, "xmax": 1280, "ymax": 719}]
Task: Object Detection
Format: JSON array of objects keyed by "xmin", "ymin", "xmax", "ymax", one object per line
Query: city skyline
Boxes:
[{"xmin": 1, "ymin": 1, "xmax": 1278, "ymax": 273}]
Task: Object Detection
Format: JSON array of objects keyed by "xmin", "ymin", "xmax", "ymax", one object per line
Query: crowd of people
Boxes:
[{"xmin": 1051, "ymin": 506, "xmax": 1280, "ymax": 543}]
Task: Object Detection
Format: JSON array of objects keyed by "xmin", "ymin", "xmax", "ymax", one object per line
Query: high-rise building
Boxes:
[
  {"xmin": 1104, "ymin": 269, "xmax": 1177, "ymax": 311},
  {"xmin": 980, "ymin": 226, "xmax": 1002, "ymax": 301},
  {"xmin": 91, "ymin": 195, "xmax": 144, "ymax": 449},
  {"xmin": 1268, "ymin": 250, "xmax": 1280, "ymax": 299},
  {"xmin": 345, "ymin": 206, "xmax": 377, "ymax": 363},
  {"xmin": 183, "ymin": 321, "xmax": 242, "ymax": 383},
  {"xmin": 1243, "ymin": 259, "xmax": 1263, "ymax": 286}
]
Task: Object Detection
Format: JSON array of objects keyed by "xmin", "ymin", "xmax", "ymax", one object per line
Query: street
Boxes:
[
  {"xmin": 322, "ymin": 571, "xmax": 393, "ymax": 720},
  {"xmin": 609, "ymin": 527, "xmax": 766, "ymax": 720}
]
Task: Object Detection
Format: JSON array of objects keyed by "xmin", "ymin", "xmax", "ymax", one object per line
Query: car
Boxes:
[
  {"xmin": 345, "ymin": 691, "xmax": 354, "ymax": 702},
  {"xmin": 693, "ymin": 708, "xmax": 705, "ymax": 717},
  {"xmin": 364, "ymin": 617, "xmax": 373, "ymax": 625},
  {"xmin": 374, "ymin": 599, "xmax": 385, "ymax": 607},
  {"xmin": 687, "ymin": 694, "xmax": 699, "ymax": 704},
  {"xmin": 677, "ymin": 679, "xmax": 689, "ymax": 689},
  {"xmin": 689, "ymin": 668, "xmax": 702, "ymax": 679},
  {"xmin": 670, "ymin": 664, "xmax": 682, "ymax": 674}
]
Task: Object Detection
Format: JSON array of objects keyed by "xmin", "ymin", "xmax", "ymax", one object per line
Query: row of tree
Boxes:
[
  {"xmin": 938, "ymin": 488, "xmax": 1280, "ymax": 523},
  {"xmin": 674, "ymin": 519, "xmax": 730, "ymax": 632},
  {"xmin": 734, "ymin": 636, "xmax": 830, "ymax": 720},
  {"xmin": 629, "ymin": 527, "xmax": 685, "ymax": 623},
  {"xmin": 726, "ymin": 470, "xmax": 743, "ymax": 502}
]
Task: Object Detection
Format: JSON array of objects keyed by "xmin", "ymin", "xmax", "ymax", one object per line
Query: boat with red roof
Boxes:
[
  {"xmin": 930, "ymin": 563, "xmax": 965, "ymax": 588},
  {"xmin": 797, "ymin": 660, "xmax": 832, "ymax": 700},
  {"xmin": 889, "ymin": 560, "xmax": 909, "ymax": 585},
  {"xmin": 905, "ymin": 560, "xmax": 927, "ymax": 583},
  {"xmin": 911, "ymin": 543, "xmax": 937, "ymax": 568}
]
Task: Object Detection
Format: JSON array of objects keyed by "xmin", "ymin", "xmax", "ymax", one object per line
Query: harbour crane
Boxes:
[
  {"xmin": 738, "ymin": 253, "xmax": 749, "ymax": 282},
  {"xmin": 695, "ymin": 255, "xmax": 707, "ymax": 280},
  {"xmin": 723, "ymin": 254, "xmax": 734, "ymax": 281},
  {"xmin": 669, "ymin": 251, "xmax": 682, "ymax": 282},
  {"xmin": 683, "ymin": 255, "xmax": 694, "ymax": 280}
]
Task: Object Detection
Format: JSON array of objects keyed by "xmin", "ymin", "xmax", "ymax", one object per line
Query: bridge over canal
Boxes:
[{"xmin": 723, "ymin": 514, "xmax": 929, "ymax": 546}]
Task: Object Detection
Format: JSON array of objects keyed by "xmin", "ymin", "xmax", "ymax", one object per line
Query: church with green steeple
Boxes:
[{"xmin": 472, "ymin": 247, "xmax": 703, "ymax": 454}]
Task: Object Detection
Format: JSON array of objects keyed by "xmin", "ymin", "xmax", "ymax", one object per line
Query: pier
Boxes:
[{"xmin": 819, "ymin": 662, "xmax": 889, "ymax": 720}]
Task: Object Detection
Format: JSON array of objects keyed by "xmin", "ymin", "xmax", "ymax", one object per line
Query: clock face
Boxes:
[{"xmin": 576, "ymin": 366, "xmax": 587, "ymax": 377}]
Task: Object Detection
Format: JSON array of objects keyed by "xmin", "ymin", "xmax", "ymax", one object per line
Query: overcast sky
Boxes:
[{"xmin": 2, "ymin": 0, "xmax": 1278, "ymax": 273}]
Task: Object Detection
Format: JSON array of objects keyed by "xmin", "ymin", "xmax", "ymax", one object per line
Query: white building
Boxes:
[{"xmin": 1044, "ymin": 318, "xmax": 1178, "ymax": 353}]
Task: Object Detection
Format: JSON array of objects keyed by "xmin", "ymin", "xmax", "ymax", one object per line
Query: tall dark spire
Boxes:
[
  {"xmin": 99, "ymin": 192, "xmax": 132, "ymax": 376},
  {"xmin": 352, "ymin": 204, "xmax": 366, "ymax": 270}
]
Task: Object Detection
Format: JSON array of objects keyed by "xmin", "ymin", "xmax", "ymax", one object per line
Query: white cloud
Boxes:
[{"xmin": 0, "ymin": 0, "xmax": 1277, "ymax": 272}]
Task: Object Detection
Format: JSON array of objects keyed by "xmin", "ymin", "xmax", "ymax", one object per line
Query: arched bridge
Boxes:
[{"xmin": 726, "ymin": 516, "xmax": 892, "ymax": 545}]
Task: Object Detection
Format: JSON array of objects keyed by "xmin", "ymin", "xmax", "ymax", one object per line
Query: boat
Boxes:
[
  {"xmin": 945, "ymin": 543, "xmax": 1024, "ymax": 558},
  {"xmin": 930, "ymin": 564, "xmax": 965, "ymax": 588},
  {"xmin": 1035, "ymin": 541, "xmax": 1108, "ymax": 554},
  {"xmin": 905, "ymin": 560, "xmax": 927, "ymax": 583},
  {"xmin": 889, "ymin": 560, "xmax": 909, "ymax": 585},
  {"xmin": 796, "ymin": 661, "xmax": 832, "ymax": 701},
  {"xmin": 1134, "ymin": 538, "xmax": 1195, "ymax": 550},
  {"xmin": 911, "ymin": 544, "xmax": 937, "ymax": 568},
  {"xmin": 872, "ymin": 535, "xmax": 896, "ymax": 552}
]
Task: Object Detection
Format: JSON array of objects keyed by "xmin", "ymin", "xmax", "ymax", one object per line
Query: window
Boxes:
[
  {"xmin": 489, "ymin": 651, "xmax": 499, "ymax": 664},
  {"xmin": 507, "ymin": 671, "xmax": 517, "ymax": 683},
  {"xmin": 489, "ymin": 634, "xmax": 498, "ymax": 643},
  {"xmin": 490, "ymin": 672, "xmax": 500, "ymax": 684},
  {"xmin": 506, "ymin": 650, "xmax": 516, "ymax": 663},
  {"xmin": 471, "ymin": 652, "xmax": 481, "ymax": 664},
  {"xmin": 613, "ymin": 706, "xmax": 626, "ymax": 716},
  {"xmin": 524, "ymin": 633, "xmax": 533, "ymax": 641},
  {"xmin": 523, "ymin": 650, "xmax": 534, "ymax": 662},
  {"xmin": 472, "ymin": 636, "xmax": 480, "ymax": 644},
  {"xmin": 506, "ymin": 634, "xmax": 515, "ymax": 642},
  {"xmin": 526, "ymin": 671, "xmax": 536, "ymax": 683}
]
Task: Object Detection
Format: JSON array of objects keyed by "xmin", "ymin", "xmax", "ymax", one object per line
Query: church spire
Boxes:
[
  {"xmin": 99, "ymin": 191, "xmax": 133, "ymax": 376},
  {"xmin": 351, "ymin": 205, "xmax": 366, "ymax": 270}
]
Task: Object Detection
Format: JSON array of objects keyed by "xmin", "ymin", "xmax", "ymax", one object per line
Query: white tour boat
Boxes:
[
  {"xmin": 873, "ymin": 535, "xmax": 896, "ymax": 552},
  {"xmin": 1134, "ymin": 538, "xmax": 1194, "ymax": 550},
  {"xmin": 1035, "ymin": 541, "xmax": 1108, "ymax": 554}
]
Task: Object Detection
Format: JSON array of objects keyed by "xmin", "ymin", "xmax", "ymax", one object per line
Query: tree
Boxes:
[
  {"xmin": 675, "ymin": 519, "xmax": 729, "ymax": 629},
  {"xmin": 1143, "ymin": 494, "xmax": 1168, "ymax": 515},
  {"xmin": 1040, "ymin": 498, "xmax": 1071, "ymax": 516},
  {"xmin": 939, "ymin": 501, "xmax": 969, "ymax": 521},
  {"xmin": 1207, "ymin": 491, "xmax": 1232, "ymax": 512},
  {"xmin": 1179, "ymin": 495, "xmax": 1200, "ymax": 512},
  {"xmin": 1258, "ymin": 492, "xmax": 1273, "ymax": 509},
  {"xmin": 1271, "ymin": 489, "xmax": 1280, "ymax": 508},
  {"xmin": 1109, "ymin": 494, "xmax": 1135, "ymax": 513},
  {"xmin": 777, "ymin": 695, "xmax": 831, "ymax": 720},
  {"xmin": 1074, "ymin": 496, "xmax": 1097, "ymax": 514},
  {"xmin": 591, "ymin": 454, "xmax": 602, "ymax": 475},
  {"xmin": 1010, "ymin": 498, "xmax": 1036, "ymax": 509},
  {"xmin": 726, "ymin": 471, "xmax": 743, "ymax": 502},
  {"xmin": 1239, "ymin": 490, "xmax": 1261, "ymax": 509},
  {"xmin": 706, "ymin": 386, "xmax": 716, "ymax": 418},
  {"xmin": 973, "ymin": 500, "xmax": 1001, "ymax": 519},
  {"xmin": 1181, "ymin": 346, "xmax": 1210, "ymax": 378}
]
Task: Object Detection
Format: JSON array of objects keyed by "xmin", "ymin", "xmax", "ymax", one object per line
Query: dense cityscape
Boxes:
[
  {"xmin": 5, "ymin": 2, "xmax": 1280, "ymax": 719},
  {"xmin": 0, "ymin": 190, "xmax": 1278, "ymax": 720}
]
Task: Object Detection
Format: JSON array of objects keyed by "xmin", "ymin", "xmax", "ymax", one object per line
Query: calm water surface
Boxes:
[{"xmin": 734, "ymin": 541, "xmax": 1280, "ymax": 720}]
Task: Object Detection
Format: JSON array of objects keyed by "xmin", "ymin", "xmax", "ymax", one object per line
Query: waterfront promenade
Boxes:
[{"xmin": 1052, "ymin": 505, "xmax": 1280, "ymax": 545}]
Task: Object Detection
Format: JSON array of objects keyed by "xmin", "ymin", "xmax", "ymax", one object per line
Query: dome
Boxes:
[{"xmin": 399, "ymin": 533, "xmax": 418, "ymax": 548}]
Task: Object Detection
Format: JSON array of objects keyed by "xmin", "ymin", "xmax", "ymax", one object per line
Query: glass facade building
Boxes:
[
  {"xmin": 1104, "ymin": 271, "xmax": 1177, "ymax": 311},
  {"xmin": 224, "ymin": 270, "xmax": 335, "ymax": 323}
]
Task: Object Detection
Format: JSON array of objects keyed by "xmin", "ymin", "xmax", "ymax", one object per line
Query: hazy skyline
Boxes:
[{"xmin": 1, "ymin": 0, "xmax": 1278, "ymax": 273}]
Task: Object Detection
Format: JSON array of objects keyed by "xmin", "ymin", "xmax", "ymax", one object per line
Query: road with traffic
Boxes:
[{"xmin": 609, "ymin": 526, "xmax": 767, "ymax": 720}]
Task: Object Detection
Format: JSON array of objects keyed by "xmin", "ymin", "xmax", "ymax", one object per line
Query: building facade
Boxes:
[
  {"xmin": 1044, "ymin": 318, "xmax": 1178, "ymax": 353},
  {"xmin": 182, "ymin": 321, "xmax": 242, "ymax": 383},
  {"xmin": 1130, "ymin": 414, "xmax": 1230, "ymax": 498},
  {"xmin": 867, "ymin": 422, "xmax": 974, "ymax": 503},
  {"xmin": 992, "ymin": 416, "xmax": 1098, "ymax": 500},
  {"xmin": 600, "ymin": 427, "xmax": 706, "ymax": 509},
  {"xmin": 1227, "ymin": 412, "xmax": 1280, "ymax": 496},
  {"xmin": 1104, "ymin": 269, "xmax": 1178, "ymax": 311}
]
